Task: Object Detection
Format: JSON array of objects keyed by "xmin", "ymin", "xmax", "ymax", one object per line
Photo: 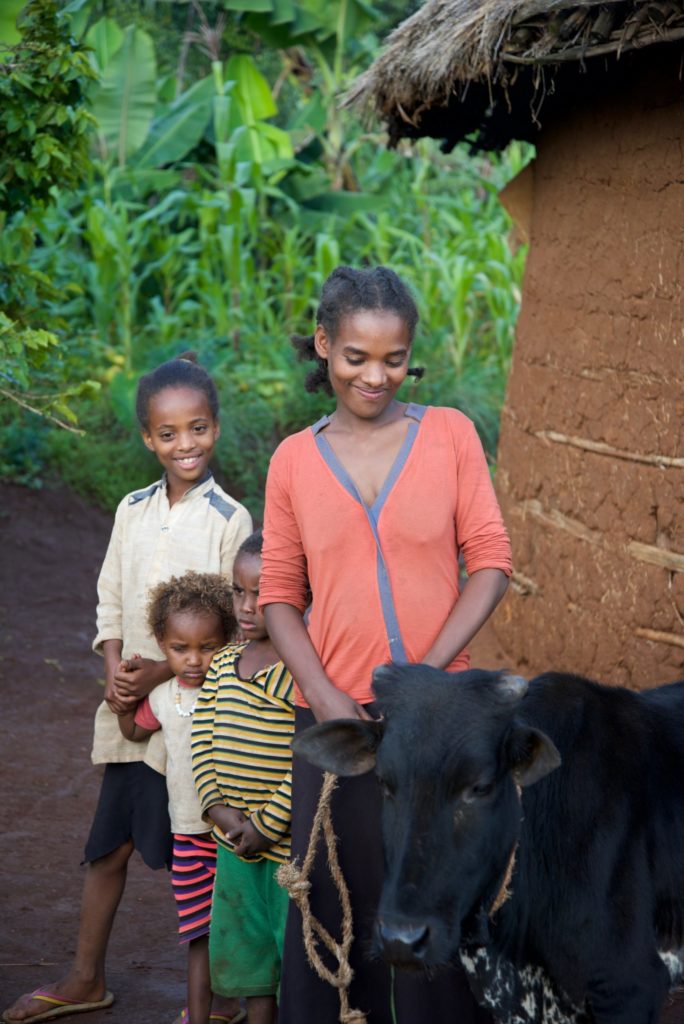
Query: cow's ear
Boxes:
[
  {"xmin": 507, "ymin": 725, "xmax": 561, "ymax": 787},
  {"xmin": 292, "ymin": 719, "xmax": 385, "ymax": 776}
]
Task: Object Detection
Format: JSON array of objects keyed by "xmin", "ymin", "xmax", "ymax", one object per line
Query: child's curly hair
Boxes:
[{"xmin": 147, "ymin": 571, "xmax": 236, "ymax": 642}]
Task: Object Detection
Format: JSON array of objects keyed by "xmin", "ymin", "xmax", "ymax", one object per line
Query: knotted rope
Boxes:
[{"xmin": 277, "ymin": 771, "xmax": 367, "ymax": 1024}]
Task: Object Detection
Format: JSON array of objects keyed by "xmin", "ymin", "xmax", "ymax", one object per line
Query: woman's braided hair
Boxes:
[
  {"xmin": 147, "ymin": 570, "xmax": 236, "ymax": 643},
  {"xmin": 292, "ymin": 266, "xmax": 423, "ymax": 395},
  {"xmin": 136, "ymin": 351, "xmax": 219, "ymax": 429}
]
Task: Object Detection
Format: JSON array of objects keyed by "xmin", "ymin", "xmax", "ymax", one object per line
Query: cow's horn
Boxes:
[{"xmin": 498, "ymin": 673, "xmax": 528, "ymax": 702}]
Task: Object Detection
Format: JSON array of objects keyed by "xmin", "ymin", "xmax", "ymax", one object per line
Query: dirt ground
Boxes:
[
  {"xmin": 1, "ymin": 480, "xmax": 682, "ymax": 1023},
  {"xmin": 0, "ymin": 483, "xmax": 184, "ymax": 1022}
]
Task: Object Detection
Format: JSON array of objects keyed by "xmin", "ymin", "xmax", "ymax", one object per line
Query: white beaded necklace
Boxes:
[{"xmin": 174, "ymin": 677, "xmax": 199, "ymax": 718}]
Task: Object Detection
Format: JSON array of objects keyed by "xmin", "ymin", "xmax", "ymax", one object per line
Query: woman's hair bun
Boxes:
[{"xmin": 177, "ymin": 350, "xmax": 198, "ymax": 363}]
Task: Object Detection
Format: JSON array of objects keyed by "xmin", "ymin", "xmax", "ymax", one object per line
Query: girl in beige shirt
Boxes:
[{"xmin": 3, "ymin": 355, "xmax": 250, "ymax": 1024}]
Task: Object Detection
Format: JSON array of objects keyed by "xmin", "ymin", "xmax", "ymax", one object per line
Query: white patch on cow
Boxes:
[
  {"xmin": 520, "ymin": 990, "xmax": 537, "ymax": 1017},
  {"xmin": 459, "ymin": 944, "xmax": 682, "ymax": 1024},
  {"xmin": 660, "ymin": 949, "xmax": 684, "ymax": 986},
  {"xmin": 459, "ymin": 946, "xmax": 587, "ymax": 1024}
]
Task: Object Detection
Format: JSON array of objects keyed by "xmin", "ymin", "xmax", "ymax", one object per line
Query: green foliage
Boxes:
[
  {"xmin": 0, "ymin": 0, "xmax": 95, "ymax": 212},
  {"xmin": 1, "ymin": 0, "xmax": 531, "ymax": 514},
  {"xmin": 46, "ymin": 403, "xmax": 157, "ymax": 508},
  {"xmin": 0, "ymin": 310, "xmax": 101, "ymax": 431},
  {"xmin": 0, "ymin": 0, "xmax": 98, "ymax": 431},
  {"xmin": 135, "ymin": 75, "xmax": 215, "ymax": 168},
  {"xmin": 0, "ymin": 410, "xmax": 51, "ymax": 486},
  {"xmin": 0, "ymin": 0, "xmax": 25, "ymax": 45},
  {"xmin": 225, "ymin": 54, "xmax": 294, "ymax": 165},
  {"xmin": 91, "ymin": 24, "xmax": 157, "ymax": 164}
]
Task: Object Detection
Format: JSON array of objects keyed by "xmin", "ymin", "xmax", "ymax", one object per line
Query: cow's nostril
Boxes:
[{"xmin": 376, "ymin": 918, "xmax": 430, "ymax": 963}]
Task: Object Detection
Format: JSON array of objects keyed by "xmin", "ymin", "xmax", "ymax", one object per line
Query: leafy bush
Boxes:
[{"xmin": 0, "ymin": 0, "xmax": 99, "ymax": 429}]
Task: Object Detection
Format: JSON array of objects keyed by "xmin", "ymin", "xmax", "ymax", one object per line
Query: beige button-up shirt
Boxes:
[{"xmin": 91, "ymin": 473, "xmax": 252, "ymax": 773}]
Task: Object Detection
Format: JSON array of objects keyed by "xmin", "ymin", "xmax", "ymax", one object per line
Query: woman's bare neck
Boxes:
[{"xmin": 328, "ymin": 400, "xmax": 406, "ymax": 436}]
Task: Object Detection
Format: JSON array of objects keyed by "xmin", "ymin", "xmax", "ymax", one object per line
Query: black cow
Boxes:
[{"xmin": 293, "ymin": 665, "xmax": 684, "ymax": 1024}]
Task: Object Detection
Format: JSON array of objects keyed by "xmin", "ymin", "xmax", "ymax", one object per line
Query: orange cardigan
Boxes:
[{"xmin": 260, "ymin": 405, "xmax": 512, "ymax": 706}]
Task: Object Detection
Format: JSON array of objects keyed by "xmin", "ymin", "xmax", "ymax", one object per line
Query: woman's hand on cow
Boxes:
[{"xmin": 309, "ymin": 685, "xmax": 374, "ymax": 723}]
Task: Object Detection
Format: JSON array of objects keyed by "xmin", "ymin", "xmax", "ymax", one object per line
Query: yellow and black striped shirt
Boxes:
[{"xmin": 191, "ymin": 642, "xmax": 294, "ymax": 863}]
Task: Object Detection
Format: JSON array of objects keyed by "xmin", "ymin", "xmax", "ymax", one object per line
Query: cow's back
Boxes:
[{"xmin": 502, "ymin": 673, "xmax": 684, "ymax": 981}]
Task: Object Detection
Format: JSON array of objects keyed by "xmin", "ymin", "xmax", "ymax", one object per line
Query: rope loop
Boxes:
[{"xmin": 277, "ymin": 771, "xmax": 367, "ymax": 1024}]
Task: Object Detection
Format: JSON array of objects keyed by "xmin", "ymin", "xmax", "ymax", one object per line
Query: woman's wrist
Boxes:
[{"xmin": 295, "ymin": 671, "xmax": 337, "ymax": 708}]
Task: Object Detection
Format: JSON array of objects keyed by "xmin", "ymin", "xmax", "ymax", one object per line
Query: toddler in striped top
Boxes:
[
  {"xmin": 118, "ymin": 571, "xmax": 245, "ymax": 1024},
  {"xmin": 192, "ymin": 530, "xmax": 295, "ymax": 1024}
]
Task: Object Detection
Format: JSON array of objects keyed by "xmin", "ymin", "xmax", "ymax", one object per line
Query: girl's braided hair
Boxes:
[
  {"xmin": 136, "ymin": 351, "xmax": 219, "ymax": 429},
  {"xmin": 292, "ymin": 266, "xmax": 423, "ymax": 395},
  {"xmin": 147, "ymin": 571, "xmax": 236, "ymax": 643}
]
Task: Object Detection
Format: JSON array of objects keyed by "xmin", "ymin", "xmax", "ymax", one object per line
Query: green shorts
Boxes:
[{"xmin": 209, "ymin": 844, "xmax": 289, "ymax": 998}]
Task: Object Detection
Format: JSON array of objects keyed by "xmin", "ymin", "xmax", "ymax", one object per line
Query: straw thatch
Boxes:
[{"xmin": 347, "ymin": 0, "xmax": 684, "ymax": 147}]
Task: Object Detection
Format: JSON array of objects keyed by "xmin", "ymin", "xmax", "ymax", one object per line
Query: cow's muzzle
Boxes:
[{"xmin": 374, "ymin": 916, "xmax": 431, "ymax": 966}]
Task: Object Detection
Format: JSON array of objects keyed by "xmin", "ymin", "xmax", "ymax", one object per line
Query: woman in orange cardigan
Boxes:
[{"xmin": 260, "ymin": 265, "xmax": 512, "ymax": 1024}]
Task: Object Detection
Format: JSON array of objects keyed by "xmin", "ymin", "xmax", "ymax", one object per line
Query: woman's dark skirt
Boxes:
[
  {"xmin": 84, "ymin": 761, "xmax": 172, "ymax": 870},
  {"xmin": 278, "ymin": 707, "xmax": 492, "ymax": 1024}
]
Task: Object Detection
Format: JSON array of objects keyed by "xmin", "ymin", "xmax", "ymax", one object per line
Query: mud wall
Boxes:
[{"xmin": 492, "ymin": 49, "xmax": 684, "ymax": 688}]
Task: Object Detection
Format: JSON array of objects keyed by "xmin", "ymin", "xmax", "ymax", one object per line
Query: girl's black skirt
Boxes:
[
  {"xmin": 278, "ymin": 706, "xmax": 493, "ymax": 1024},
  {"xmin": 84, "ymin": 761, "xmax": 172, "ymax": 870}
]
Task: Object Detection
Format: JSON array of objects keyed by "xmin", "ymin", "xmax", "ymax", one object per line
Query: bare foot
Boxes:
[{"xmin": 3, "ymin": 979, "xmax": 111, "ymax": 1022}]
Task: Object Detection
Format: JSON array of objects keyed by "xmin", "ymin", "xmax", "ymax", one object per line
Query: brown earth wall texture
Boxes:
[{"xmin": 491, "ymin": 49, "xmax": 684, "ymax": 689}]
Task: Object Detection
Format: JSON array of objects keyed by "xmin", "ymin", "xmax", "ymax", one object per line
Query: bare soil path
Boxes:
[{"xmin": 0, "ymin": 483, "xmax": 184, "ymax": 1023}]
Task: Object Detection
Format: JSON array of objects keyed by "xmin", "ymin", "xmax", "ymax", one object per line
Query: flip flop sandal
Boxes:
[
  {"xmin": 1, "ymin": 989, "xmax": 114, "ymax": 1024},
  {"xmin": 177, "ymin": 1010, "xmax": 246, "ymax": 1024}
]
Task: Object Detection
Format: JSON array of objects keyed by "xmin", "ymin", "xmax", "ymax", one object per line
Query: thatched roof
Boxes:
[{"xmin": 347, "ymin": 1, "xmax": 684, "ymax": 149}]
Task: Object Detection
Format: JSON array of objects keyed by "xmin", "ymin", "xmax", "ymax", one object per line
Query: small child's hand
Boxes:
[
  {"xmin": 115, "ymin": 657, "xmax": 170, "ymax": 699},
  {"xmin": 104, "ymin": 666, "xmax": 138, "ymax": 715},
  {"xmin": 209, "ymin": 804, "xmax": 247, "ymax": 840},
  {"xmin": 118, "ymin": 653, "xmax": 141, "ymax": 674},
  {"xmin": 228, "ymin": 819, "xmax": 273, "ymax": 858}
]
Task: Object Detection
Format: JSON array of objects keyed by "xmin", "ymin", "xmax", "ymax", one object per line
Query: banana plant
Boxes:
[{"xmin": 89, "ymin": 23, "xmax": 157, "ymax": 165}]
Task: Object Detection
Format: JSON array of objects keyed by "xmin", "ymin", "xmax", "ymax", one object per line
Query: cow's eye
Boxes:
[{"xmin": 462, "ymin": 781, "xmax": 495, "ymax": 804}]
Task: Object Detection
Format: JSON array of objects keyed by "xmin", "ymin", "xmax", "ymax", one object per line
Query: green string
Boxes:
[{"xmin": 390, "ymin": 965, "xmax": 398, "ymax": 1024}]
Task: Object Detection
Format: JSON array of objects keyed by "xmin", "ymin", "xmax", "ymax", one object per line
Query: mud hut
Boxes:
[{"xmin": 349, "ymin": 0, "xmax": 684, "ymax": 688}]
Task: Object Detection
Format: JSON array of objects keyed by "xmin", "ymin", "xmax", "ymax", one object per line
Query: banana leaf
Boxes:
[
  {"xmin": 91, "ymin": 25, "xmax": 157, "ymax": 166},
  {"xmin": 85, "ymin": 17, "xmax": 124, "ymax": 74},
  {"xmin": 134, "ymin": 75, "xmax": 215, "ymax": 169}
]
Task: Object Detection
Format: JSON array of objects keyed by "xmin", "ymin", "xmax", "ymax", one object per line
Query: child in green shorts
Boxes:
[{"xmin": 191, "ymin": 531, "xmax": 294, "ymax": 1024}]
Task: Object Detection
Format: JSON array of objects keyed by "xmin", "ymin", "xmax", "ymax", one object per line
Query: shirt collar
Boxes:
[
  {"xmin": 311, "ymin": 403, "xmax": 426, "ymax": 436},
  {"xmin": 160, "ymin": 470, "xmax": 215, "ymax": 502}
]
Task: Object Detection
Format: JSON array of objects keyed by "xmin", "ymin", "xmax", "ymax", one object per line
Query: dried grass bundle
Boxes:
[{"xmin": 347, "ymin": 0, "xmax": 684, "ymax": 132}]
